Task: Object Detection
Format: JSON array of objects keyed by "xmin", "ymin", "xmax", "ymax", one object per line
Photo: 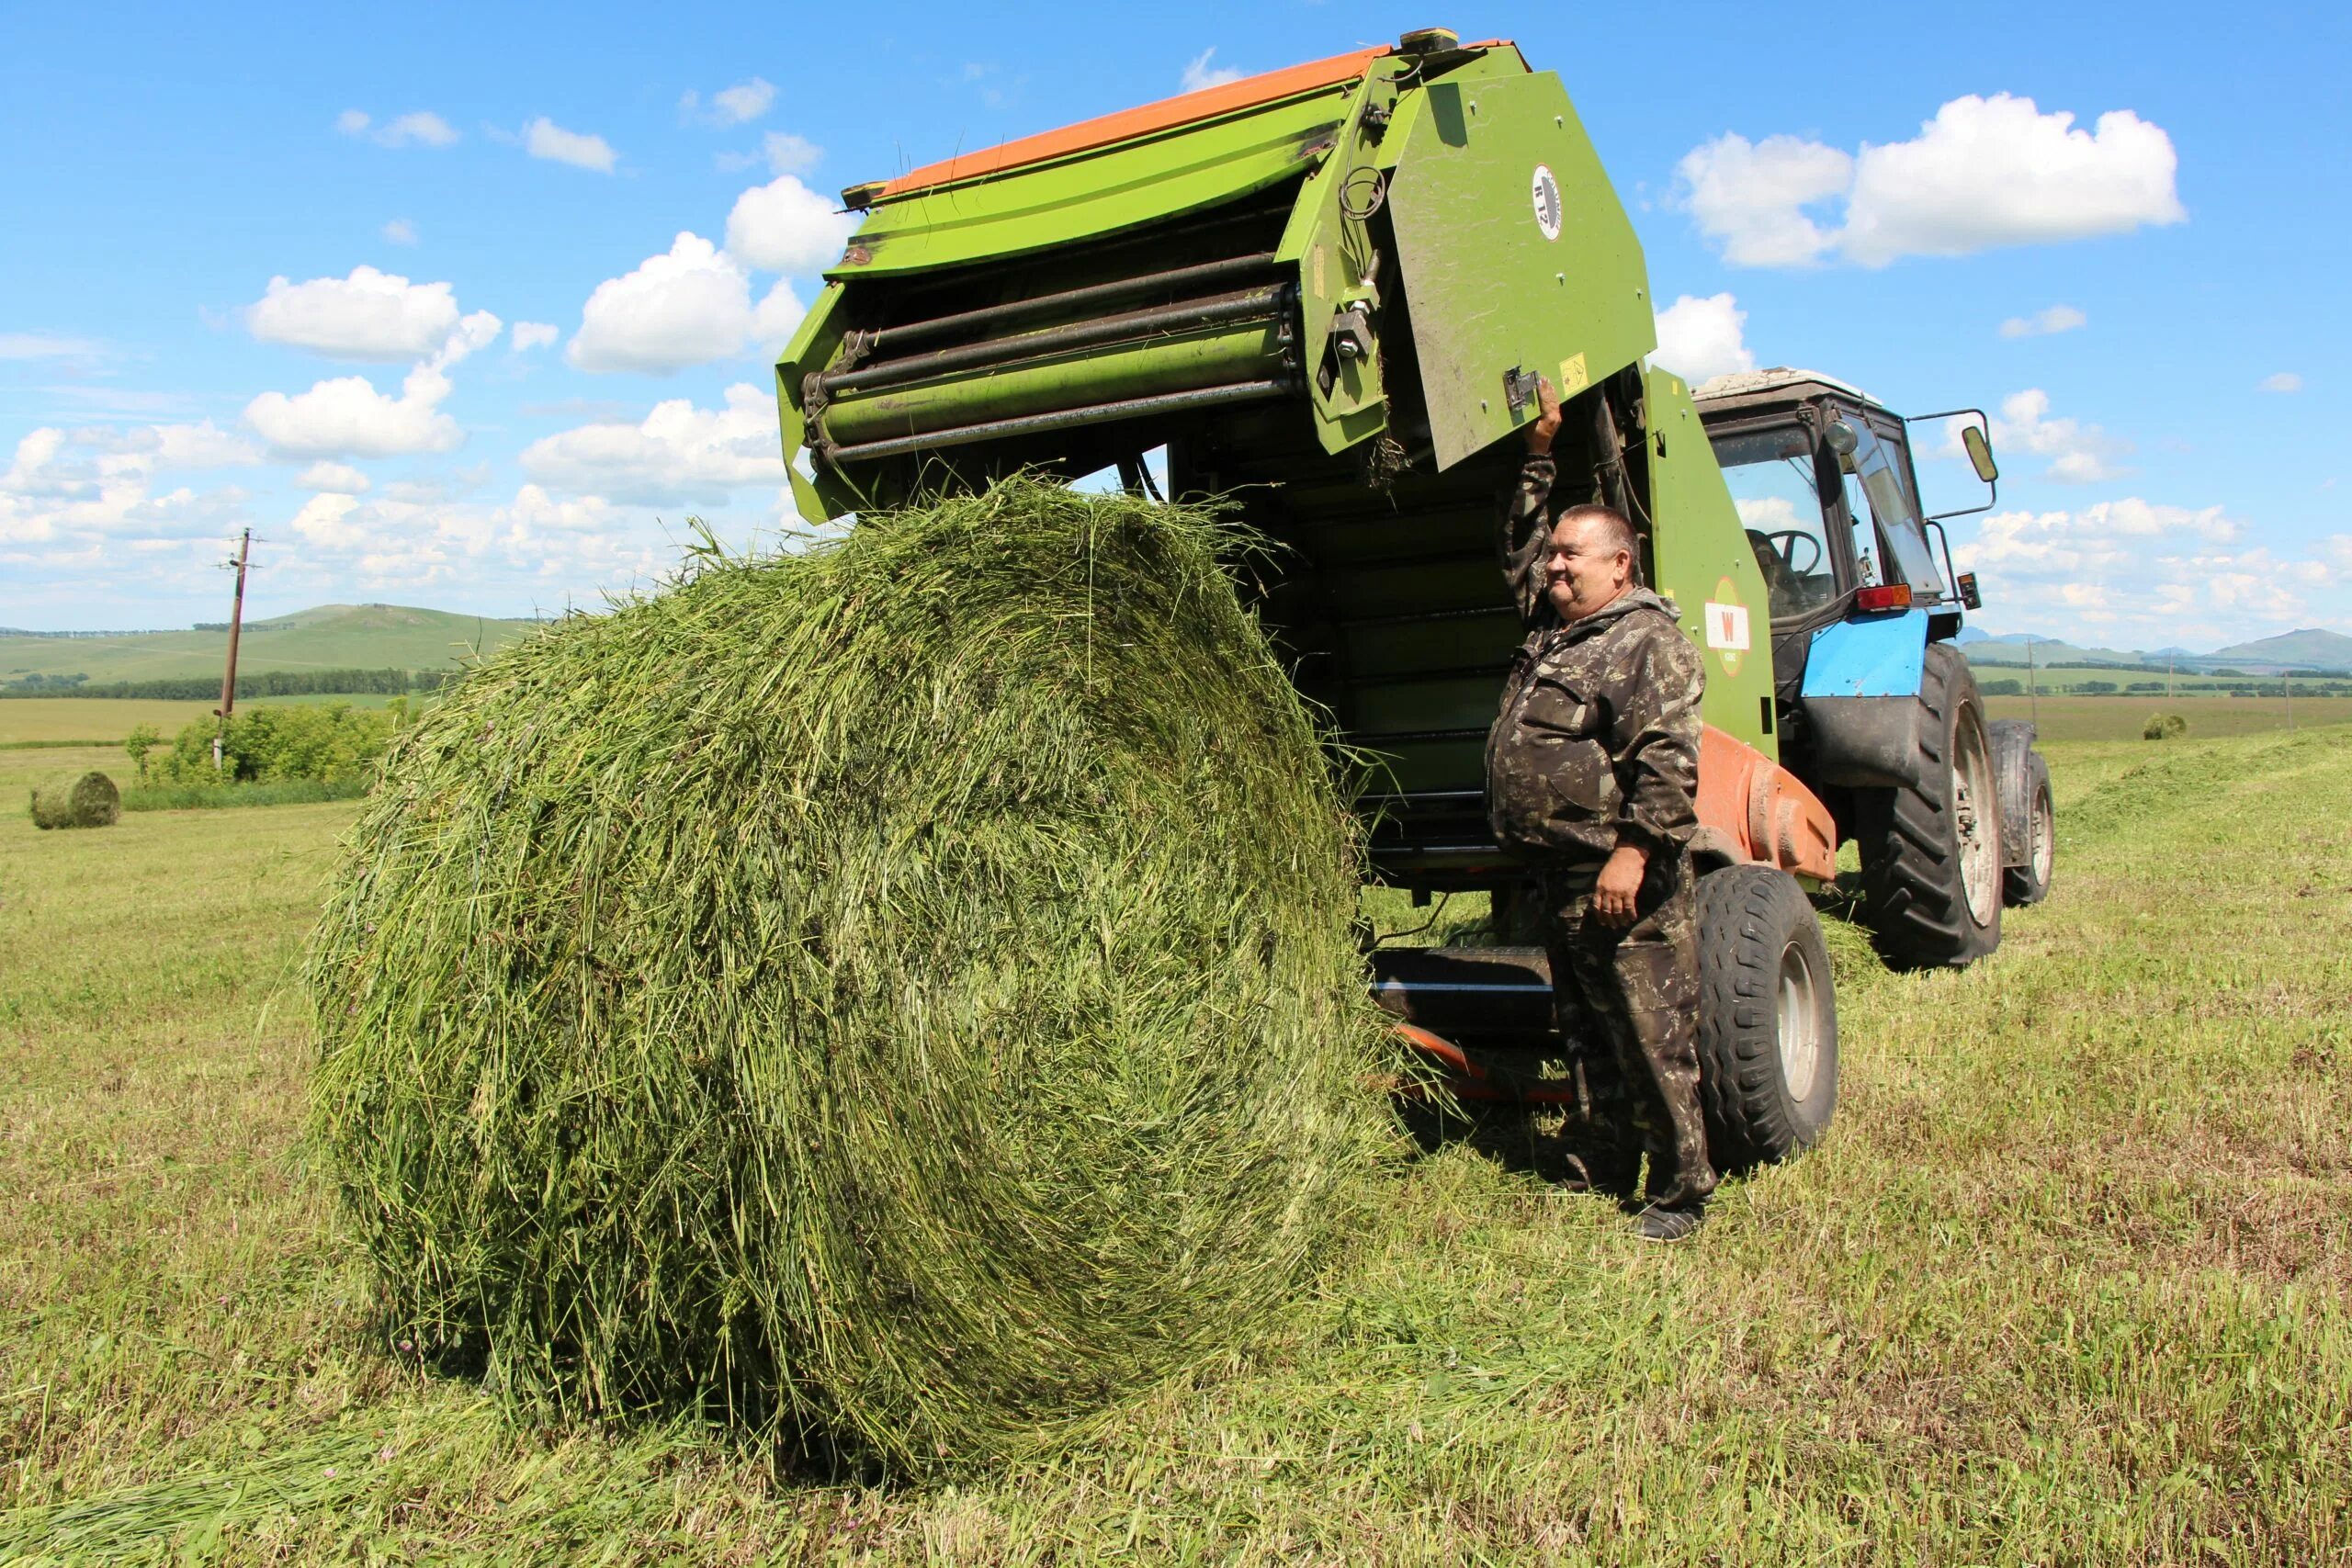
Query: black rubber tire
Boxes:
[
  {"xmin": 1854, "ymin": 641, "xmax": 2003, "ymax": 969},
  {"xmin": 2003, "ymin": 750, "xmax": 2055, "ymax": 907},
  {"xmin": 1695, "ymin": 863, "xmax": 1838, "ymax": 1173}
]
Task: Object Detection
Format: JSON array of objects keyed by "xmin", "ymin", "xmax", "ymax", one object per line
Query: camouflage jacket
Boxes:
[{"xmin": 1486, "ymin": 454, "xmax": 1704, "ymax": 863}]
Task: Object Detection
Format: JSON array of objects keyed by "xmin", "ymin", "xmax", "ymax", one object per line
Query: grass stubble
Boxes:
[{"xmin": 0, "ymin": 563, "xmax": 2346, "ymax": 1560}]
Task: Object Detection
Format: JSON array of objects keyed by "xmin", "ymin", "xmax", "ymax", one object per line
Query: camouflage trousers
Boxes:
[{"xmin": 1540, "ymin": 851, "xmax": 1717, "ymax": 1207}]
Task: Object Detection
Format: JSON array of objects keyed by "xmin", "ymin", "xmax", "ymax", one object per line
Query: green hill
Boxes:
[
  {"xmin": 0, "ymin": 604, "xmax": 544, "ymax": 685},
  {"xmin": 2207, "ymin": 628, "xmax": 2352, "ymax": 670},
  {"xmin": 1958, "ymin": 637, "xmax": 2149, "ymax": 668}
]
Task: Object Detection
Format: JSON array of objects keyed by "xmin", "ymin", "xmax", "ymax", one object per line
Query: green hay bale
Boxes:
[
  {"xmin": 307, "ymin": 479, "xmax": 1392, "ymax": 1468},
  {"xmin": 28, "ymin": 770, "xmax": 120, "ymax": 829},
  {"xmin": 2143, "ymin": 712, "xmax": 2189, "ymax": 739}
]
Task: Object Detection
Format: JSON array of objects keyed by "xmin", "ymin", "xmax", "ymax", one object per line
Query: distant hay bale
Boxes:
[
  {"xmin": 307, "ymin": 479, "xmax": 1391, "ymax": 1468},
  {"xmin": 28, "ymin": 771, "xmax": 120, "ymax": 829},
  {"xmin": 2143, "ymin": 712, "xmax": 2189, "ymax": 739}
]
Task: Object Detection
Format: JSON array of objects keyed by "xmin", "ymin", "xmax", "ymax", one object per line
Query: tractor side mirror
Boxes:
[{"xmin": 1962, "ymin": 423, "xmax": 1998, "ymax": 483}]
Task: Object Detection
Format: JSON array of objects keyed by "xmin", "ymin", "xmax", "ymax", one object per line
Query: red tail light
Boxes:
[{"xmin": 1855, "ymin": 584, "xmax": 1913, "ymax": 613}]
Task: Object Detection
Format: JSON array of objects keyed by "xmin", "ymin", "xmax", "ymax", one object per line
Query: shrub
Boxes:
[{"xmin": 152, "ymin": 702, "xmax": 394, "ymax": 786}]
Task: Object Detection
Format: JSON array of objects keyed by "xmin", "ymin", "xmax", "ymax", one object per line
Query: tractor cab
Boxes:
[{"xmin": 1692, "ymin": 368, "xmax": 1994, "ymax": 701}]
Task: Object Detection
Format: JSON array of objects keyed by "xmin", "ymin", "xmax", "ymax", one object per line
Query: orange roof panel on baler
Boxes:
[{"xmin": 859, "ymin": 44, "xmax": 1500, "ymax": 203}]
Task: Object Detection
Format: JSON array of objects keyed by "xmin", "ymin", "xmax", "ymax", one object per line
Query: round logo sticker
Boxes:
[{"xmin": 1531, "ymin": 165, "xmax": 1563, "ymax": 241}]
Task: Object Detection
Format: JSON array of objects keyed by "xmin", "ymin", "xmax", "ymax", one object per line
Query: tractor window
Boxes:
[
  {"xmin": 1841, "ymin": 423, "xmax": 1945, "ymax": 595},
  {"xmin": 1710, "ymin": 424, "xmax": 1839, "ymax": 621}
]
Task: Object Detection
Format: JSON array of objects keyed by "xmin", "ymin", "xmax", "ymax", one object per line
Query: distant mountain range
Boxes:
[
  {"xmin": 1955, "ymin": 626, "xmax": 2352, "ymax": 674},
  {"xmin": 0, "ymin": 604, "xmax": 545, "ymax": 684}
]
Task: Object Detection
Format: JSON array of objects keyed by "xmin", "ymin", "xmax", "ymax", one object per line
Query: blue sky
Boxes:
[{"xmin": 4, "ymin": 1, "xmax": 2344, "ymax": 649}]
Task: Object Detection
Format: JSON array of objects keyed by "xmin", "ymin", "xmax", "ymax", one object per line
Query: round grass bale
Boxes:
[
  {"xmin": 308, "ymin": 480, "xmax": 1392, "ymax": 1467},
  {"xmin": 2143, "ymin": 712, "xmax": 2188, "ymax": 739},
  {"xmin": 28, "ymin": 770, "xmax": 120, "ymax": 829}
]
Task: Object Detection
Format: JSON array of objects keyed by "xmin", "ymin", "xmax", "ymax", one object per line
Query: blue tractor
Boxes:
[{"xmin": 1693, "ymin": 368, "xmax": 2056, "ymax": 969}]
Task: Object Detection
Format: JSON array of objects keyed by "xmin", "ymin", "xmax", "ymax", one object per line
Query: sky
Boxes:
[{"xmin": 3, "ymin": 0, "xmax": 2346, "ymax": 650}]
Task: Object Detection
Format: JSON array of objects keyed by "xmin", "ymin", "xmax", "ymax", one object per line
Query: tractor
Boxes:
[{"xmin": 774, "ymin": 28, "xmax": 2054, "ymax": 1174}]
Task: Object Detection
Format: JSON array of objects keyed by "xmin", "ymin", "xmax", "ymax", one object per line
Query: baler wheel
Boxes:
[
  {"xmin": 2003, "ymin": 750, "xmax": 2055, "ymax": 907},
  {"xmin": 1853, "ymin": 641, "xmax": 2004, "ymax": 968},
  {"xmin": 1694, "ymin": 863, "xmax": 1838, "ymax": 1172}
]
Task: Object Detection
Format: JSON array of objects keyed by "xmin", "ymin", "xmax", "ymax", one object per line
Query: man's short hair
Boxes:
[{"xmin": 1552, "ymin": 503, "xmax": 1638, "ymax": 559}]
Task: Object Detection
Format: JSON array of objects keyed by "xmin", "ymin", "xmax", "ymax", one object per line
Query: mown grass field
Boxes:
[
  {"xmin": 3, "ymin": 726, "xmax": 2347, "ymax": 1563},
  {"xmin": 0, "ymin": 695, "xmax": 412, "ymax": 749},
  {"xmin": 0, "ymin": 604, "xmax": 538, "ymax": 685},
  {"xmin": 1984, "ymin": 692, "xmax": 2352, "ymax": 742}
]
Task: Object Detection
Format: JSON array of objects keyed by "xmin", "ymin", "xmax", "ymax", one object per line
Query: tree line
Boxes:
[{"xmin": 2, "ymin": 667, "xmax": 457, "ymax": 699}]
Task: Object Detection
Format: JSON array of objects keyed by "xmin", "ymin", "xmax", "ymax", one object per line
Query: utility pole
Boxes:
[
  {"xmin": 2285, "ymin": 669, "xmax": 2295, "ymax": 732},
  {"xmin": 2166, "ymin": 652, "xmax": 2175, "ymax": 700},
  {"xmin": 213, "ymin": 528, "xmax": 253, "ymax": 773},
  {"xmin": 2026, "ymin": 634, "xmax": 2041, "ymax": 728}
]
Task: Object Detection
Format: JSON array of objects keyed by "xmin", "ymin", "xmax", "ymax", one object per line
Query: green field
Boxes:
[
  {"xmin": 3, "ymin": 727, "xmax": 2347, "ymax": 1563},
  {"xmin": 0, "ymin": 694, "xmax": 410, "ymax": 748},
  {"xmin": 1985, "ymin": 691, "xmax": 2352, "ymax": 742},
  {"xmin": 0, "ymin": 604, "xmax": 540, "ymax": 685}
]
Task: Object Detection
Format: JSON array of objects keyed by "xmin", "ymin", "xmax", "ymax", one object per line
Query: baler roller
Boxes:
[
  {"xmin": 809, "ymin": 286, "xmax": 1300, "ymax": 462},
  {"xmin": 828, "ymin": 252, "xmax": 1283, "ymax": 366},
  {"xmin": 815, "ymin": 284, "xmax": 1295, "ymax": 397},
  {"xmin": 819, "ymin": 378, "xmax": 1298, "ymax": 464}
]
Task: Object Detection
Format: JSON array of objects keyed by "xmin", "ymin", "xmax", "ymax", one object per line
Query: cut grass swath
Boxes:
[{"xmin": 306, "ymin": 479, "xmax": 1395, "ymax": 1471}]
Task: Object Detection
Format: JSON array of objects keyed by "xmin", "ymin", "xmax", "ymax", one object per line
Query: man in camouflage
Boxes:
[{"xmin": 1487, "ymin": 377, "xmax": 1715, "ymax": 1242}]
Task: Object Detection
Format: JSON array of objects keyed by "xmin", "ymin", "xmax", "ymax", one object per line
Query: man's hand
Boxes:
[
  {"xmin": 1592, "ymin": 842, "xmax": 1648, "ymax": 928},
  {"xmin": 1525, "ymin": 375, "xmax": 1562, "ymax": 456}
]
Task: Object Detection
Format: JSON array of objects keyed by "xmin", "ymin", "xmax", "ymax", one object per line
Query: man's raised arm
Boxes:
[{"xmin": 1499, "ymin": 376, "xmax": 1564, "ymax": 626}]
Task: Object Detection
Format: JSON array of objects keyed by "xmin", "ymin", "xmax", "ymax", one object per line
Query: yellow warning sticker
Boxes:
[{"xmin": 1557, "ymin": 352, "xmax": 1589, "ymax": 397}]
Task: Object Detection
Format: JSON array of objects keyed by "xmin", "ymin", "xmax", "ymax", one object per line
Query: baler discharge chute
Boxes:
[{"xmin": 778, "ymin": 30, "xmax": 1849, "ymax": 1174}]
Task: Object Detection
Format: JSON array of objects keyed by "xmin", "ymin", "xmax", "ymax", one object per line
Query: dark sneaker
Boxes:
[{"xmin": 1632, "ymin": 1202, "xmax": 1705, "ymax": 1243}]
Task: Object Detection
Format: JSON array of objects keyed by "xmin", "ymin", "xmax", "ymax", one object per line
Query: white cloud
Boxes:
[
  {"xmin": 1651, "ymin": 293, "xmax": 1755, "ymax": 387},
  {"xmin": 511, "ymin": 321, "xmax": 560, "ymax": 353},
  {"xmin": 289, "ymin": 490, "xmax": 367, "ymax": 547},
  {"xmin": 337, "ymin": 110, "xmax": 459, "ymax": 149},
  {"xmin": 1983, "ymin": 388, "xmax": 2132, "ymax": 484},
  {"xmin": 149, "ymin": 422, "xmax": 263, "ymax": 469},
  {"xmin": 1733, "ymin": 495, "xmax": 1803, "ymax": 531},
  {"xmin": 521, "ymin": 382, "xmax": 786, "ymax": 503},
  {"xmin": 382, "ymin": 218, "xmax": 418, "ymax": 245},
  {"xmin": 724, "ymin": 131, "xmax": 826, "ymax": 178},
  {"xmin": 754, "ymin": 281, "xmax": 808, "ymax": 353},
  {"xmin": 684, "ymin": 77, "xmax": 776, "ymax": 126},
  {"xmin": 0, "ymin": 422, "xmax": 258, "ymax": 548},
  {"xmin": 244, "ymin": 309, "xmax": 497, "ymax": 459},
  {"xmin": 569, "ymin": 232, "xmax": 776, "ymax": 374},
  {"xmin": 1181, "ymin": 49, "xmax": 1244, "ymax": 92},
  {"xmin": 524, "ymin": 117, "xmax": 617, "ymax": 173},
  {"xmin": 1676, "ymin": 95, "xmax": 2183, "ymax": 268},
  {"xmin": 0, "ymin": 332, "xmax": 104, "ymax": 361},
  {"xmin": 1999, "ymin": 304, "xmax": 2086, "ymax": 339},
  {"xmin": 2260, "ymin": 372, "xmax": 2303, "ymax": 393},
  {"xmin": 297, "ymin": 461, "xmax": 371, "ymax": 493},
  {"xmin": 1672, "ymin": 133, "xmax": 1853, "ymax": 267},
  {"xmin": 724, "ymin": 175, "xmax": 855, "ymax": 276},
  {"xmin": 245, "ymin": 266, "xmax": 475, "ymax": 362},
  {"xmin": 1949, "ymin": 498, "xmax": 2352, "ymax": 641}
]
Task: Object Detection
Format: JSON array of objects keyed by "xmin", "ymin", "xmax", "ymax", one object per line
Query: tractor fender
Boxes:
[
  {"xmin": 1795, "ymin": 610, "xmax": 1932, "ymax": 789},
  {"xmin": 1988, "ymin": 719, "xmax": 2039, "ymax": 870}
]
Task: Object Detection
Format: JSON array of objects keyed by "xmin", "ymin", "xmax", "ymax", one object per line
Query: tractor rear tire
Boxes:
[
  {"xmin": 2003, "ymin": 750, "xmax": 2055, "ymax": 907},
  {"xmin": 1695, "ymin": 863, "xmax": 1838, "ymax": 1172},
  {"xmin": 1854, "ymin": 641, "xmax": 2003, "ymax": 969}
]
